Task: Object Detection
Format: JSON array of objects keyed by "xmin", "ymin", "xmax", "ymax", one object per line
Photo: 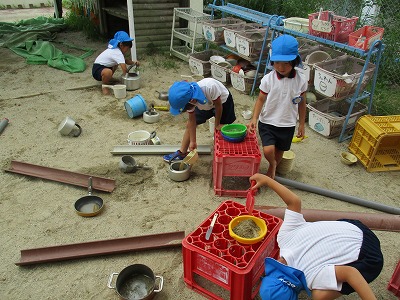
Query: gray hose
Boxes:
[{"xmin": 275, "ymin": 176, "xmax": 400, "ymax": 215}]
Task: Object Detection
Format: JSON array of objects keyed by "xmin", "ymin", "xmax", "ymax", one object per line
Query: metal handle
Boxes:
[
  {"xmin": 107, "ymin": 272, "xmax": 119, "ymax": 289},
  {"xmin": 88, "ymin": 177, "xmax": 93, "ymax": 196},
  {"xmin": 153, "ymin": 275, "xmax": 164, "ymax": 293},
  {"xmin": 210, "ymin": 213, "xmax": 218, "ymax": 227},
  {"xmin": 72, "ymin": 123, "xmax": 82, "ymax": 137}
]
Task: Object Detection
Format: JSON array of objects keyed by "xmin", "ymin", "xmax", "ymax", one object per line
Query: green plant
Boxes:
[{"xmin": 64, "ymin": 11, "xmax": 101, "ymax": 40}]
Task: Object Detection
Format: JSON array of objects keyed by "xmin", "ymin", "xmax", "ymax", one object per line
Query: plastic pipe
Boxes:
[
  {"xmin": 275, "ymin": 176, "xmax": 400, "ymax": 215},
  {"xmin": 0, "ymin": 118, "xmax": 9, "ymax": 134},
  {"xmin": 255, "ymin": 206, "xmax": 400, "ymax": 232}
]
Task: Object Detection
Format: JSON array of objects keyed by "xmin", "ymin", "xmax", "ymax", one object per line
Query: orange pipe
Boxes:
[{"xmin": 255, "ymin": 206, "xmax": 400, "ymax": 232}]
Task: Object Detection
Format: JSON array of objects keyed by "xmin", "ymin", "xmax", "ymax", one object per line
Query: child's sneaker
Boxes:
[{"xmin": 163, "ymin": 150, "xmax": 187, "ymax": 162}]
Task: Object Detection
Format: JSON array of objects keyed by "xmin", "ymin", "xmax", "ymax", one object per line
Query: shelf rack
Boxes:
[
  {"xmin": 170, "ymin": 8, "xmax": 211, "ymax": 62},
  {"xmin": 208, "ymin": 1, "xmax": 385, "ymax": 142}
]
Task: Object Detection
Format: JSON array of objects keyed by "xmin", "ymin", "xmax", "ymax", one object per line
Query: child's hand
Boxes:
[
  {"xmin": 247, "ymin": 120, "xmax": 256, "ymax": 133},
  {"xmin": 249, "ymin": 173, "xmax": 268, "ymax": 190}
]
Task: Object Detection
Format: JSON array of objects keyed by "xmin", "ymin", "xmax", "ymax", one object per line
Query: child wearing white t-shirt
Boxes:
[
  {"xmin": 92, "ymin": 31, "xmax": 139, "ymax": 95},
  {"xmin": 250, "ymin": 173, "xmax": 383, "ymax": 300}
]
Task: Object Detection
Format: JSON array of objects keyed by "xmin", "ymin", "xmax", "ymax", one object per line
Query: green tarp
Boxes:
[{"xmin": 0, "ymin": 16, "xmax": 93, "ymax": 73}]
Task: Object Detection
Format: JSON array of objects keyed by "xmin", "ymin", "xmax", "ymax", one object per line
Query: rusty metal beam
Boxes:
[
  {"xmin": 256, "ymin": 206, "xmax": 400, "ymax": 232},
  {"xmin": 16, "ymin": 231, "xmax": 185, "ymax": 266}
]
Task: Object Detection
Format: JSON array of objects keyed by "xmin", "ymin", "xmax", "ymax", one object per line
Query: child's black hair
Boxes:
[
  {"xmin": 120, "ymin": 41, "xmax": 133, "ymax": 48},
  {"xmin": 271, "ymin": 56, "xmax": 302, "ymax": 68}
]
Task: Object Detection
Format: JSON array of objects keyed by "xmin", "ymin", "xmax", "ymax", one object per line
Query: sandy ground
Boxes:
[{"xmin": 0, "ymin": 10, "xmax": 399, "ymax": 300}]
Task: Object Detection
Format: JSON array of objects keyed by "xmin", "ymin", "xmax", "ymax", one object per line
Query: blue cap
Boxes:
[
  {"xmin": 168, "ymin": 81, "xmax": 207, "ymax": 115},
  {"xmin": 108, "ymin": 31, "xmax": 134, "ymax": 49},
  {"xmin": 260, "ymin": 258, "xmax": 311, "ymax": 300},
  {"xmin": 270, "ymin": 35, "xmax": 299, "ymax": 62}
]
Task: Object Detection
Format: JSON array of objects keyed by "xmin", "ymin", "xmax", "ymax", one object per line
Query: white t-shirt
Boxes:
[
  {"xmin": 94, "ymin": 48, "xmax": 125, "ymax": 67},
  {"xmin": 277, "ymin": 209, "xmax": 363, "ymax": 291},
  {"xmin": 195, "ymin": 78, "xmax": 229, "ymax": 111},
  {"xmin": 258, "ymin": 70, "xmax": 307, "ymax": 127}
]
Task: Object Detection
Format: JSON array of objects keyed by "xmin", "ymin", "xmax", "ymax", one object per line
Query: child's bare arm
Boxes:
[
  {"xmin": 335, "ymin": 265, "xmax": 376, "ymax": 300},
  {"xmin": 249, "ymin": 173, "xmax": 301, "ymax": 212}
]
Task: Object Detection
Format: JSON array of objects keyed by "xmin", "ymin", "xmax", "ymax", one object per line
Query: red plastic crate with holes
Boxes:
[
  {"xmin": 387, "ymin": 260, "xmax": 400, "ymax": 297},
  {"xmin": 213, "ymin": 131, "xmax": 261, "ymax": 197},
  {"xmin": 308, "ymin": 10, "xmax": 358, "ymax": 43},
  {"xmin": 348, "ymin": 26, "xmax": 384, "ymax": 51},
  {"xmin": 182, "ymin": 200, "xmax": 282, "ymax": 300}
]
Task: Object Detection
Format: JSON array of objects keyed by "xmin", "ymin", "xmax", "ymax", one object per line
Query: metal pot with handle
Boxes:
[
  {"xmin": 122, "ymin": 65, "xmax": 141, "ymax": 91},
  {"xmin": 108, "ymin": 264, "xmax": 163, "ymax": 300}
]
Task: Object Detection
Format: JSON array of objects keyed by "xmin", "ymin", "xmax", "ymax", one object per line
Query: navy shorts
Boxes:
[
  {"xmin": 258, "ymin": 122, "xmax": 295, "ymax": 151},
  {"xmin": 338, "ymin": 219, "xmax": 384, "ymax": 295},
  {"xmin": 194, "ymin": 92, "xmax": 236, "ymax": 125},
  {"xmin": 92, "ymin": 63, "xmax": 112, "ymax": 81}
]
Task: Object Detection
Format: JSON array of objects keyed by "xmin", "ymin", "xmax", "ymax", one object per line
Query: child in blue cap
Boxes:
[
  {"xmin": 250, "ymin": 173, "xmax": 383, "ymax": 300},
  {"xmin": 247, "ymin": 34, "xmax": 307, "ymax": 179},
  {"xmin": 163, "ymin": 78, "xmax": 236, "ymax": 162},
  {"xmin": 92, "ymin": 31, "xmax": 139, "ymax": 94}
]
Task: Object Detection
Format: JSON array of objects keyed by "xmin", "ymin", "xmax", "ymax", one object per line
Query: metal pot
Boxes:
[
  {"xmin": 168, "ymin": 161, "xmax": 191, "ymax": 182},
  {"xmin": 108, "ymin": 264, "xmax": 163, "ymax": 300},
  {"xmin": 122, "ymin": 65, "xmax": 141, "ymax": 91},
  {"xmin": 58, "ymin": 116, "xmax": 82, "ymax": 137},
  {"xmin": 74, "ymin": 177, "xmax": 104, "ymax": 217},
  {"xmin": 155, "ymin": 90, "xmax": 169, "ymax": 100}
]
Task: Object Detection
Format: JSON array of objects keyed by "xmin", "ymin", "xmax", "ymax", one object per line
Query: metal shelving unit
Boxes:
[
  {"xmin": 170, "ymin": 8, "xmax": 211, "ymax": 62},
  {"xmin": 208, "ymin": 1, "xmax": 385, "ymax": 142}
]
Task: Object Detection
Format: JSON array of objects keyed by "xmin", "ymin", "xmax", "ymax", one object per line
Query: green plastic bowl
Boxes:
[{"xmin": 221, "ymin": 124, "xmax": 247, "ymax": 138}]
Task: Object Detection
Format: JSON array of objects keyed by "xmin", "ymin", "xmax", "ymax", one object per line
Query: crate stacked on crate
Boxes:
[
  {"xmin": 210, "ymin": 59, "xmax": 233, "ymax": 85},
  {"xmin": 182, "ymin": 200, "xmax": 282, "ymax": 300},
  {"xmin": 213, "ymin": 130, "xmax": 261, "ymax": 197},
  {"xmin": 348, "ymin": 26, "xmax": 385, "ymax": 51},
  {"xmin": 283, "ymin": 17, "xmax": 309, "ymax": 34},
  {"xmin": 223, "ymin": 23, "xmax": 264, "ymax": 49},
  {"xmin": 235, "ymin": 28, "xmax": 269, "ymax": 61},
  {"xmin": 307, "ymin": 98, "xmax": 368, "ymax": 138},
  {"xmin": 230, "ymin": 71, "xmax": 263, "ymax": 95},
  {"xmin": 313, "ymin": 55, "xmax": 376, "ymax": 101},
  {"xmin": 308, "ymin": 10, "xmax": 358, "ymax": 43},
  {"xmin": 348, "ymin": 115, "xmax": 400, "ymax": 172},
  {"xmin": 188, "ymin": 49, "xmax": 226, "ymax": 77},
  {"xmin": 203, "ymin": 17, "xmax": 246, "ymax": 45}
]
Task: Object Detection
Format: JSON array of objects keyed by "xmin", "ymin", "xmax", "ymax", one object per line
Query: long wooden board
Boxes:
[{"xmin": 5, "ymin": 160, "xmax": 115, "ymax": 192}]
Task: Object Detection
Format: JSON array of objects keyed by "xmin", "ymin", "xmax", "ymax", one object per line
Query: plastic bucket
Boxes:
[
  {"xmin": 127, "ymin": 130, "xmax": 151, "ymax": 145},
  {"xmin": 209, "ymin": 117, "xmax": 215, "ymax": 134},
  {"xmin": 113, "ymin": 85, "xmax": 126, "ymax": 99},
  {"xmin": 124, "ymin": 94, "xmax": 147, "ymax": 118},
  {"xmin": 276, "ymin": 150, "xmax": 295, "ymax": 175}
]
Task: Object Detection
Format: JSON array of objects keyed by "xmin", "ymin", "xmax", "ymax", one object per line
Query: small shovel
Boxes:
[{"xmin": 246, "ymin": 181, "xmax": 256, "ymax": 215}]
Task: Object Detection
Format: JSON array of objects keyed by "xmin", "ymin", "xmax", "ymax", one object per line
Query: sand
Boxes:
[{"xmin": 0, "ymin": 25, "xmax": 399, "ymax": 299}]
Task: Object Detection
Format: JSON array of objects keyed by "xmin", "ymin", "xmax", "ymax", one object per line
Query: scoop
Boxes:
[
  {"xmin": 246, "ymin": 181, "xmax": 256, "ymax": 215},
  {"xmin": 179, "ymin": 149, "xmax": 198, "ymax": 171}
]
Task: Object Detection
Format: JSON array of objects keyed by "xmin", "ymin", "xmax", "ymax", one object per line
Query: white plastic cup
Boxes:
[
  {"xmin": 242, "ymin": 110, "xmax": 252, "ymax": 120},
  {"xmin": 209, "ymin": 117, "xmax": 215, "ymax": 134}
]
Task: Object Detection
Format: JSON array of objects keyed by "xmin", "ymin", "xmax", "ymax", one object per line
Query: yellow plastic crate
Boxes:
[{"xmin": 349, "ymin": 115, "xmax": 400, "ymax": 172}]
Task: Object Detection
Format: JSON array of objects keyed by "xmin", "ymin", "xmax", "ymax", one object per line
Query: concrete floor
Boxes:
[{"xmin": 0, "ymin": 7, "xmax": 59, "ymax": 23}]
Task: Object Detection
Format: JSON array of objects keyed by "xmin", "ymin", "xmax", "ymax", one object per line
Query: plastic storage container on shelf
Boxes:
[
  {"xmin": 283, "ymin": 17, "xmax": 309, "ymax": 33},
  {"xmin": 313, "ymin": 55, "xmax": 376, "ymax": 101},
  {"xmin": 223, "ymin": 23, "xmax": 264, "ymax": 49},
  {"xmin": 348, "ymin": 115, "xmax": 400, "ymax": 172},
  {"xmin": 308, "ymin": 10, "xmax": 358, "ymax": 43},
  {"xmin": 307, "ymin": 98, "xmax": 368, "ymax": 138},
  {"xmin": 235, "ymin": 29, "xmax": 270, "ymax": 60},
  {"xmin": 230, "ymin": 70, "xmax": 263, "ymax": 95},
  {"xmin": 213, "ymin": 130, "xmax": 261, "ymax": 197},
  {"xmin": 188, "ymin": 49, "xmax": 225, "ymax": 77},
  {"xmin": 210, "ymin": 60, "xmax": 233, "ymax": 85},
  {"xmin": 203, "ymin": 17, "xmax": 246, "ymax": 45},
  {"xmin": 348, "ymin": 26, "xmax": 385, "ymax": 51},
  {"xmin": 182, "ymin": 200, "xmax": 282, "ymax": 300}
]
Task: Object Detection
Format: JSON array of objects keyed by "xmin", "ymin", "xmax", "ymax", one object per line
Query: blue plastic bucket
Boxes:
[{"xmin": 124, "ymin": 94, "xmax": 147, "ymax": 118}]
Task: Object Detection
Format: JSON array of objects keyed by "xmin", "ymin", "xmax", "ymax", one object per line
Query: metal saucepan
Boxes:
[
  {"xmin": 108, "ymin": 264, "xmax": 163, "ymax": 300},
  {"xmin": 155, "ymin": 90, "xmax": 168, "ymax": 100},
  {"xmin": 74, "ymin": 177, "xmax": 104, "ymax": 217},
  {"xmin": 58, "ymin": 116, "xmax": 82, "ymax": 137}
]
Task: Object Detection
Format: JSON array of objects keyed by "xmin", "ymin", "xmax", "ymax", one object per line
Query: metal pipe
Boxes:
[
  {"xmin": 255, "ymin": 206, "xmax": 400, "ymax": 232},
  {"xmin": 275, "ymin": 176, "xmax": 400, "ymax": 215}
]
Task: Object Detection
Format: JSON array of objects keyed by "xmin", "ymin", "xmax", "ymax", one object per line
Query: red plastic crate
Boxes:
[
  {"xmin": 348, "ymin": 26, "xmax": 384, "ymax": 51},
  {"xmin": 213, "ymin": 131, "xmax": 261, "ymax": 197},
  {"xmin": 308, "ymin": 10, "xmax": 358, "ymax": 43},
  {"xmin": 182, "ymin": 200, "xmax": 282, "ymax": 300},
  {"xmin": 387, "ymin": 260, "xmax": 400, "ymax": 297}
]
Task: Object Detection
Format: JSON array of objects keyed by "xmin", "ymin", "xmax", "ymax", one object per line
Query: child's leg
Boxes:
[
  {"xmin": 101, "ymin": 68, "xmax": 114, "ymax": 94},
  {"xmin": 263, "ymin": 145, "xmax": 277, "ymax": 179}
]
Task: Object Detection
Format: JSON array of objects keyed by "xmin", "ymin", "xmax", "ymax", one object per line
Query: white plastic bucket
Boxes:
[
  {"xmin": 209, "ymin": 117, "xmax": 215, "ymax": 134},
  {"xmin": 112, "ymin": 85, "xmax": 127, "ymax": 99},
  {"xmin": 276, "ymin": 150, "xmax": 295, "ymax": 174},
  {"xmin": 127, "ymin": 130, "xmax": 151, "ymax": 145}
]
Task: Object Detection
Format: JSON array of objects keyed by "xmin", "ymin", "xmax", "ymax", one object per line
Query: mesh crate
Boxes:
[
  {"xmin": 230, "ymin": 70, "xmax": 263, "ymax": 95},
  {"xmin": 307, "ymin": 98, "xmax": 368, "ymax": 138},
  {"xmin": 203, "ymin": 17, "xmax": 246, "ymax": 45},
  {"xmin": 210, "ymin": 61, "xmax": 233, "ymax": 85},
  {"xmin": 182, "ymin": 200, "xmax": 282, "ymax": 300},
  {"xmin": 313, "ymin": 55, "xmax": 376, "ymax": 100},
  {"xmin": 189, "ymin": 50, "xmax": 224, "ymax": 76},
  {"xmin": 235, "ymin": 29, "xmax": 269, "ymax": 60},
  {"xmin": 283, "ymin": 17, "xmax": 309, "ymax": 33},
  {"xmin": 223, "ymin": 23, "xmax": 264, "ymax": 48},
  {"xmin": 387, "ymin": 260, "xmax": 400, "ymax": 297},
  {"xmin": 308, "ymin": 10, "xmax": 358, "ymax": 43},
  {"xmin": 348, "ymin": 26, "xmax": 384, "ymax": 51},
  {"xmin": 349, "ymin": 115, "xmax": 400, "ymax": 172}
]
